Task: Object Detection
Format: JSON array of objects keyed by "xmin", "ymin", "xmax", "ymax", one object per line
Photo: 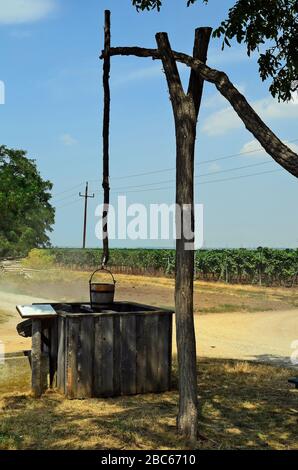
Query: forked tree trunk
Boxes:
[
  {"xmin": 175, "ymin": 109, "xmax": 198, "ymax": 439},
  {"xmin": 156, "ymin": 31, "xmax": 210, "ymax": 440}
]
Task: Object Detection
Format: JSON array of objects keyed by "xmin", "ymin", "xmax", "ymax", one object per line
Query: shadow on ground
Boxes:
[{"xmin": 0, "ymin": 358, "xmax": 297, "ymax": 450}]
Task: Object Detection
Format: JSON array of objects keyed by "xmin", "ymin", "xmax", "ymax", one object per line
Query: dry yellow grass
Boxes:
[{"xmin": 0, "ymin": 358, "xmax": 297, "ymax": 450}]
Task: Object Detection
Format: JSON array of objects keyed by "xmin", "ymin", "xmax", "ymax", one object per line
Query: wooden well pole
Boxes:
[{"xmin": 102, "ymin": 10, "xmax": 111, "ymax": 266}]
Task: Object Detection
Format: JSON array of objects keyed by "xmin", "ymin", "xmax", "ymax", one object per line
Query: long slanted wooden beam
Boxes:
[{"xmin": 101, "ymin": 45, "xmax": 298, "ymax": 178}]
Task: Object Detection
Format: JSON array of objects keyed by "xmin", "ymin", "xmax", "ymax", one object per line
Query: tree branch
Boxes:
[
  {"xmin": 155, "ymin": 33, "xmax": 186, "ymax": 116},
  {"xmin": 102, "ymin": 45, "xmax": 298, "ymax": 178},
  {"xmin": 187, "ymin": 27, "xmax": 212, "ymax": 118}
]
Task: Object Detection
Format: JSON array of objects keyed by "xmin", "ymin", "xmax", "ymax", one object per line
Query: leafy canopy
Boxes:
[
  {"xmin": 132, "ymin": 0, "xmax": 298, "ymax": 101},
  {"xmin": 0, "ymin": 146, "xmax": 55, "ymax": 257}
]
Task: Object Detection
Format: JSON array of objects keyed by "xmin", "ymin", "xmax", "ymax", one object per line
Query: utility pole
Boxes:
[{"xmin": 79, "ymin": 182, "xmax": 94, "ymax": 249}]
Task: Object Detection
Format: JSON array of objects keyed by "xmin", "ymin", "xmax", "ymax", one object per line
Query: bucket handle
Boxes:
[{"xmin": 89, "ymin": 267, "xmax": 116, "ymax": 286}]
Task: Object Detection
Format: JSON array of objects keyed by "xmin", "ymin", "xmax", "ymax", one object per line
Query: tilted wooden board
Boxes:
[{"xmin": 16, "ymin": 304, "xmax": 57, "ymax": 319}]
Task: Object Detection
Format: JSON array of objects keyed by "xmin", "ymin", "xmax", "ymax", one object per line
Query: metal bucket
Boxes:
[{"xmin": 89, "ymin": 268, "xmax": 116, "ymax": 309}]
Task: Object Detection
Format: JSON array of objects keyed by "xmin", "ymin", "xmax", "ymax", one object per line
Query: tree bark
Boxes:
[
  {"xmin": 105, "ymin": 46, "xmax": 298, "ymax": 178},
  {"xmin": 188, "ymin": 28, "xmax": 212, "ymax": 117},
  {"xmin": 156, "ymin": 31, "xmax": 210, "ymax": 440}
]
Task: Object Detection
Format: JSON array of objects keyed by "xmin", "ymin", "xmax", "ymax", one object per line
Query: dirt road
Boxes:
[
  {"xmin": 191, "ymin": 310, "xmax": 298, "ymax": 367},
  {"xmin": 0, "ymin": 288, "xmax": 297, "ymax": 367},
  {"xmin": 0, "ymin": 291, "xmax": 54, "ymax": 353}
]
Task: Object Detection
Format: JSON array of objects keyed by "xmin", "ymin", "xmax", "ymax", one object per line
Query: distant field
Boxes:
[
  {"xmin": 21, "ymin": 247, "xmax": 298, "ymax": 287},
  {"xmin": 2, "ymin": 269, "xmax": 298, "ymax": 314}
]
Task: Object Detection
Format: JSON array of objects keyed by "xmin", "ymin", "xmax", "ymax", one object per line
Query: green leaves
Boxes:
[
  {"xmin": 0, "ymin": 146, "xmax": 55, "ymax": 257},
  {"xmin": 131, "ymin": 0, "xmax": 208, "ymax": 11},
  {"xmin": 132, "ymin": 0, "xmax": 162, "ymax": 11},
  {"xmin": 212, "ymin": 0, "xmax": 298, "ymax": 101},
  {"xmin": 131, "ymin": 0, "xmax": 297, "ymax": 102}
]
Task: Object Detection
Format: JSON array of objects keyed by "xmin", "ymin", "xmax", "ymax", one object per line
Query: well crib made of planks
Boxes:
[{"xmin": 17, "ymin": 302, "xmax": 174, "ymax": 399}]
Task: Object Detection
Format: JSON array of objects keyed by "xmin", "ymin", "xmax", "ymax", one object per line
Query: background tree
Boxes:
[
  {"xmin": 132, "ymin": 0, "xmax": 298, "ymax": 101},
  {"xmin": 0, "ymin": 146, "xmax": 55, "ymax": 258}
]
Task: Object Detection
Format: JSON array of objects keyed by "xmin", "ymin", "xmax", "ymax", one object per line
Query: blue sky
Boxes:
[{"xmin": 0, "ymin": 0, "xmax": 297, "ymax": 248}]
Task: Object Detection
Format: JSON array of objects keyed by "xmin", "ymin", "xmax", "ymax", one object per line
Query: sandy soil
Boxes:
[
  {"xmin": 0, "ymin": 275, "xmax": 297, "ymax": 367},
  {"xmin": 0, "ymin": 291, "xmax": 56, "ymax": 353}
]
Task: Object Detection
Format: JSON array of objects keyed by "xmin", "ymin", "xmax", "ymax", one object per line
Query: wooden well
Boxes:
[{"xmin": 17, "ymin": 302, "xmax": 174, "ymax": 399}]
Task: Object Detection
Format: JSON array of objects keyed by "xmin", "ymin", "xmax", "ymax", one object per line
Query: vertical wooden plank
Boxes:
[
  {"xmin": 94, "ymin": 316, "xmax": 114, "ymax": 396},
  {"xmin": 31, "ymin": 319, "xmax": 42, "ymax": 397},
  {"xmin": 168, "ymin": 314, "xmax": 173, "ymax": 390},
  {"xmin": 120, "ymin": 315, "xmax": 136, "ymax": 395},
  {"xmin": 76, "ymin": 317, "xmax": 94, "ymax": 398},
  {"xmin": 57, "ymin": 316, "xmax": 65, "ymax": 393},
  {"xmin": 157, "ymin": 314, "xmax": 171, "ymax": 391},
  {"xmin": 41, "ymin": 324, "xmax": 50, "ymax": 392},
  {"xmin": 113, "ymin": 315, "xmax": 121, "ymax": 396},
  {"xmin": 145, "ymin": 315, "xmax": 159, "ymax": 393},
  {"xmin": 49, "ymin": 318, "xmax": 58, "ymax": 388},
  {"xmin": 136, "ymin": 315, "xmax": 146, "ymax": 394},
  {"xmin": 66, "ymin": 318, "xmax": 80, "ymax": 399}
]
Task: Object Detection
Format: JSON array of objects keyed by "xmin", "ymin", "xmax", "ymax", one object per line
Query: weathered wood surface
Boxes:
[
  {"xmin": 94, "ymin": 316, "xmax": 114, "ymax": 396},
  {"xmin": 136, "ymin": 315, "xmax": 146, "ymax": 394},
  {"xmin": 49, "ymin": 318, "xmax": 58, "ymax": 388},
  {"xmin": 53, "ymin": 311, "xmax": 173, "ymax": 399},
  {"xmin": 112, "ymin": 315, "xmax": 121, "ymax": 396},
  {"xmin": 31, "ymin": 319, "xmax": 47, "ymax": 397},
  {"xmin": 145, "ymin": 315, "xmax": 159, "ymax": 393},
  {"xmin": 66, "ymin": 318, "xmax": 79, "ymax": 399},
  {"xmin": 57, "ymin": 316, "xmax": 66, "ymax": 393},
  {"xmin": 120, "ymin": 315, "xmax": 136, "ymax": 395},
  {"xmin": 77, "ymin": 317, "xmax": 94, "ymax": 398}
]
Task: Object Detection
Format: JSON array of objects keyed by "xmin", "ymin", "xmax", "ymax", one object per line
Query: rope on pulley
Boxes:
[{"xmin": 101, "ymin": 10, "xmax": 111, "ymax": 267}]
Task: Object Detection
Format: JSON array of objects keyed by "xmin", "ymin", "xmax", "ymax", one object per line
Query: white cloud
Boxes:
[
  {"xmin": 60, "ymin": 134, "xmax": 77, "ymax": 146},
  {"xmin": 112, "ymin": 65, "xmax": 162, "ymax": 87},
  {"xmin": 0, "ymin": 0, "xmax": 56, "ymax": 24},
  {"xmin": 240, "ymin": 139, "xmax": 298, "ymax": 157},
  {"xmin": 202, "ymin": 95, "xmax": 298, "ymax": 136}
]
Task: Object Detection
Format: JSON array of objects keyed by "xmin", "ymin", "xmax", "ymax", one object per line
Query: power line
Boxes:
[
  {"xmin": 198, "ymin": 168, "xmax": 282, "ymax": 186},
  {"xmin": 53, "ymin": 182, "xmax": 84, "ymax": 198},
  {"xmin": 52, "ymin": 192, "xmax": 79, "ymax": 204},
  {"xmin": 96, "ymin": 160, "xmax": 273, "ymax": 192},
  {"xmin": 55, "ymin": 198, "xmax": 82, "ymax": 210},
  {"xmin": 51, "ymin": 136, "xmax": 297, "ymax": 199},
  {"xmin": 104, "ymin": 137, "xmax": 298, "ymax": 180},
  {"xmin": 110, "ymin": 168, "xmax": 282, "ymax": 194},
  {"xmin": 54, "ymin": 168, "xmax": 283, "ymax": 206}
]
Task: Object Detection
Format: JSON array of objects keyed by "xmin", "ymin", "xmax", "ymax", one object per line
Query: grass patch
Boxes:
[
  {"xmin": 0, "ymin": 358, "xmax": 297, "ymax": 450},
  {"xmin": 198, "ymin": 304, "xmax": 274, "ymax": 314}
]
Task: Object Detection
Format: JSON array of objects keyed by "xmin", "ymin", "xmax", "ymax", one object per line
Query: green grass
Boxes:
[{"xmin": 198, "ymin": 304, "xmax": 274, "ymax": 314}]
